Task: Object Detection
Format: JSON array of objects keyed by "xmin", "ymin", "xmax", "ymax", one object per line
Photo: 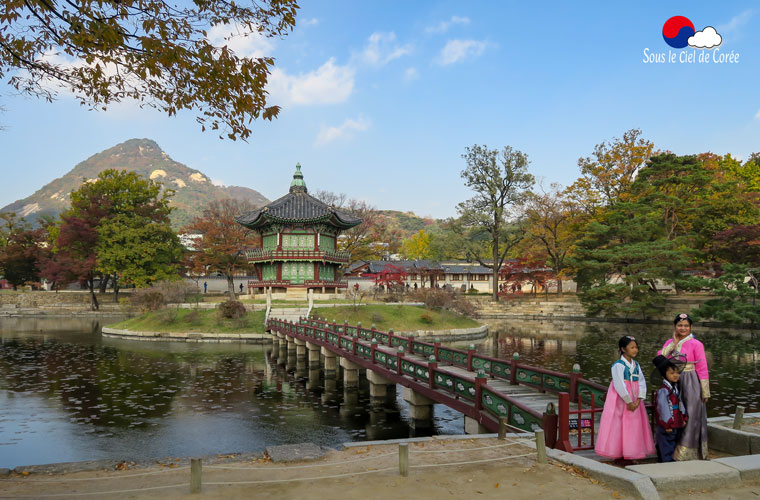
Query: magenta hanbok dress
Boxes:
[
  {"xmin": 595, "ymin": 356, "xmax": 655, "ymax": 460},
  {"xmin": 659, "ymin": 334, "xmax": 709, "ymax": 460}
]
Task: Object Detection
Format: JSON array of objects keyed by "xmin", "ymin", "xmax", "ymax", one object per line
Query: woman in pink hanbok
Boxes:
[
  {"xmin": 595, "ymin": 335, "xmax": 655, "ymax": 462},
  {"xmin": 659, "ymin": 313, "xmax": 710, "ymax": 460}
]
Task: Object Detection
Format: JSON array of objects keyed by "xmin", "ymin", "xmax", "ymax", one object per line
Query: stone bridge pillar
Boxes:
[
  {"xmin": 307, "ymin": 368, "xmax": 321, "ymax": 391},
  {"xmin": 366, "ymin": 370, "xmax": 393, "ymax": 402},
  {"xmin": 464, "ymin": 416, "xmax": 489, "ymax": 435},
  {"xmin": 306, "ymin": 342, "xmax": 321, "ymax": 369},
  {"xmin": 294, "ymin": 338, "xmax": 307, "ymax": 361},
  {"xmin": 321, "ymin": 347, "xmax": 337, "ymax": 377},
  {"xmin": 403, "ymin": 387, "xmax": 434, "ymax": 428},
  {"xmin": 339, "ymin": 357, "xmax": 359, "ymax": 388}
]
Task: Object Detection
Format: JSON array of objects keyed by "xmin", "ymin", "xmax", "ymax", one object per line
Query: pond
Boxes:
[{"xmin": 0, "ymin": 317, "xmax": 757, "ymax": 468}]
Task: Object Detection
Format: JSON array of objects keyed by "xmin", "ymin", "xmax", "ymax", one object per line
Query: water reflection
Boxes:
[{"xmin": 0, "ymin": 319, "xmax": 460, "ymax": 468}]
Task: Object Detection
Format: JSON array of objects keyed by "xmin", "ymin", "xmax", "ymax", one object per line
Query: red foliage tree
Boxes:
[
  {"xmin": 181, "ymin": 199, "xmax": 261, "ymax": 299},
  {"xmin": 498, "ymin": 257, "xmax": 557, "ymax": 297}
]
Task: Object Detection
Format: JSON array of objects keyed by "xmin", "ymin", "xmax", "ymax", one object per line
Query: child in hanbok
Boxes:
[
  {"xmin": 652, "ymin": 355, "xmax": 688, "ymax": 462},
  {"xmin": 595, "ymin": 335, "xmax": 655, "ymax": 462}
]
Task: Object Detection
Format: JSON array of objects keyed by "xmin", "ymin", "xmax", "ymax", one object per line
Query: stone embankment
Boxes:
[
  {"xmin": 101, "ymin": 327, "xmax": 269, "ymax": 343},
  {"xmin": 0, "ymin": 291, "xmax": 124, "ymax": 316},
  {"xmin": 469, "ymin": 294, "xmax": 746, "ymax": 327}
]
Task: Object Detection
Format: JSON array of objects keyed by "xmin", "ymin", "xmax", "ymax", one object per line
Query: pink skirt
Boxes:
[{"xmin": 595, "ymin": 380, "xmax": 655, "ymax": 460}]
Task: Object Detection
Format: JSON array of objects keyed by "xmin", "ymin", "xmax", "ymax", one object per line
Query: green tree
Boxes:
[
  {"xmin": 1, "ymin": 0, "xmax": 299, "ymax": 140},
  {"xmin": 457, "ymin": 145, "xmax": 534, "ymax": 301},
  {"xmin": 681, "ymin": 264, "xmax": 760, "ymax": 327},
  {"xmin": 49, "ymin": 169, "xmax": 182, "ymax": 307}
]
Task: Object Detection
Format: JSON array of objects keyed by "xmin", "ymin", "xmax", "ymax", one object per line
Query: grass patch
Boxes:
[
  {"xmin": 309, "ymin": 305, "xmax": 480, "ymax": 331},
  {"xmin": 107, "ymin": 308, "xmax": 267, "ymax": 333}
]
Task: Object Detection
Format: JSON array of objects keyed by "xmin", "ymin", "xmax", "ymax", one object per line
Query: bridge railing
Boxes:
[{"xmin": 281, "ymin": 316, "xmax": 607, "ymax": 405}]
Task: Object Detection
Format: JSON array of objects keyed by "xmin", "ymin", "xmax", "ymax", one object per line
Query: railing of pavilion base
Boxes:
[{"xmin": 268, "ymin": 316, "xmax": 609, "ymax": 452}]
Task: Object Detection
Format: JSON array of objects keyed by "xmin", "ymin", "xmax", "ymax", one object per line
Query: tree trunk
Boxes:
[
  {"xmin": 99, "ymin": 274, "xmax": 110, "ymax": 294},
  {"xmin": 88, "ymin": 273, "xmax": 99, "ymax": 311},
  {"xmin": 113, "ymin": 276, "xmax": 119, "ymax": 303},
  {"xmin": 557, "ymin": 277, "xmax": 563, "ymax": 297},
  {"xmin": 492, "ymin": 244, "xmax": 499, "ymax": 302},
  {"xmin": 226, "ymin": 274, "xmax": 236, "ymax": 300}
]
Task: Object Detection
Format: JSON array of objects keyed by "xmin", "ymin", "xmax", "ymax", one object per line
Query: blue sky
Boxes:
[{"xmin": 1, "ymin": 2, "xmax": 758, "ymax": 219}]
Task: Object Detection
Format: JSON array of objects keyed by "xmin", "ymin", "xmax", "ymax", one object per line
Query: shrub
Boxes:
[
  {"xmin": 153, "ymin": 280, "xmax": 197, "ymax": 304},
  {"xmin": 218, "ymin": 299, "xmax": 247, "ymax": 319},
  {"xmin": 371, "ymin": 313, "xmax": 385, "ymax": 324},
  {"xmin": 131, "ymin": 289, "xmax": 165, "ymax": 312},
  {"xmin": 186, "ymin": 309, "xmax": 202, "ymax": 325},
  {"xmin": 156, "ymin": 308, "xmax": 178, "ymax": 324},
  {"xmin": 419, "ymin": 312, "xmax": 433, "ymax": 324}
]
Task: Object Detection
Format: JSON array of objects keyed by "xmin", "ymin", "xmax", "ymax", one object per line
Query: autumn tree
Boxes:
[
  {"xmin": 311, "ymin": 190, "xmax": 390, "ymax": 261},
  {"xmin": 456, "ymin": 145, "xmax": 534, "ymax": 301},
  {"xmin": 522, "ymin": 183, "xmax": 575, "ymax": 296},
  {"xmin": 182, "ymin": 199, "xmax": 261, "ymax": 299},
  {"xmin": 401, "ymin": 229, "xmax": 431, "ymax": 260},
  {"xmin": 39, "ymin": 169, "xmax": 182, "ymax": 308},
  {"xmin": 1, "ymin": 0, "xmax": 299, "ymax": 140},
  {"xmin": 0, "ymin": 213, "xmax": 46, "ymax": 289}
]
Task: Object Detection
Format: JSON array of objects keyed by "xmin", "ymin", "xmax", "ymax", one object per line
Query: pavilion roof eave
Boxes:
[{"xmin": 234, "ymin": 212, "xmax": 360, "ymax": 231}]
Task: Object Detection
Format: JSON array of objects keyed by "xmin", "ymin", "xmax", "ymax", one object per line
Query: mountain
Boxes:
[
  {"xmin": 377, "ymin": 210, "xmax": 444, "ymax": 237},
  {"xmin": 1, "ymin": 139, "xmax": 270, "ymax": 228}
]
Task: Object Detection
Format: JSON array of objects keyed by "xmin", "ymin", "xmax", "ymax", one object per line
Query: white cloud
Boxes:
[
  {"xmin": 755, "ymin": 108, "xmax": 760, "ymax": 120},
  {"xmin": 300, "ymin": 18, "xmax": 319, "ymax": 27},
  {"xmin": 357, "ymin": 32, "xmax": 412, "ymax": 67},
  {"xmin": 404, "ymin": 67, "xmax": 419, "ymax": 82},
  {"xmin": 207, "ymin": 23, "xmax": 274, "ymax": 58},
  {"xmin": 426, "ymin": 16, "xmax": 470, "ymax": 34},
  {"xmin": 718, "ymin": 10, "xmax": 752, "ymax": 38},
  {"xmin": 315, "ymin": 115, "xmax": 371, "ymax": 145},
  {"xmin": 436, "ymin": 39, "xmax": 487, "ymax": 65},
  {"xmin": 688, "ymin": 27, "xmax": 722, "ymax": 49},
  {"xmin": 268, "ymin": 58, "xmax": 355, "ymax": 106}
]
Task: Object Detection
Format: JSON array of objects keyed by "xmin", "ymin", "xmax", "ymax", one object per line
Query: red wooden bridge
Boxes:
[{"xmin": 267, "ymin": 317, "xmax": 608, "ymax": 452}]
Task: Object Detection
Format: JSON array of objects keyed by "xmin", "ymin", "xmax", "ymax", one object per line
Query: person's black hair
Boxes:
[
  {"xmin": 652, "ymin": 354, "xmax": 677, "ymax": 378},
  {"xmin": 673, "ymin": 313, "xmax": 693, "ymax": 326},
  {"xmin": 618, "ymin": 335, "xmax": 637, "ymax": 354}
]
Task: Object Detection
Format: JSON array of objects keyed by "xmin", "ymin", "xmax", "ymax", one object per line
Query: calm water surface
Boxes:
[{"xmin": 1, "ymin": 317, "xmax": 758, "ymax": 468}]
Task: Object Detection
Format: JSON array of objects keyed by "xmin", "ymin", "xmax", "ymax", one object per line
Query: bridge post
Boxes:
[
  {"xmin": 569, "ymin": 363, "xmax": 581, "ymax": 403},
  {"xmin": 542, "ymin": 402, "xmax": 558, "ymax": 449},
  {"xmin": 427, "ymin": 355, "xmax": 437, "ymax": 390},
  {"xmin": 321, "ymin": 346, "xmax": 337, "ymax": 377},
  {"xmin": 340, "ymin": 357, "xmax": 359, "ymax": 388},
  {"xmin": 555, "ymin": 392, "xmax": 573, "ymax": 452},
  {"xmin": 294, "ymin": 338, "xmax": 307, "ymax": 361},
  {"xmin": 434, "ymin": 338, "xmax": 440, "ymax": 361},
  {"xmin": 367, "ymin": 370, "xmax": 393, "ymax": 401},
  {"xmin": 306, "ymin": 342, "xmax": 321, "ymax": 369},
  {"xmin": 402, "ymin": 387, "xmax": 434, "ymax": 428},
  {"xmin": 510, "ymin": 352, "xmax": 519, "ymax": 385},
  {"xmin": 467, "ymin": 344, "xmax": 475, "ymax": 371}
]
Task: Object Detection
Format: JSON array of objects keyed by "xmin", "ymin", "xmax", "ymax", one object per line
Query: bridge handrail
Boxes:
[{"xmin": 284, "ymin": 316, "xmax": 591, "ymax": 402}]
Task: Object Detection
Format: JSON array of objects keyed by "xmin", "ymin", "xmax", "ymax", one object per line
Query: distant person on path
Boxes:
[
  {"xmin": 658, "ymin": 313, "xmax": 710, "ymax": 460},
  {"xmin": 203, "ymin": 281, "xmax": 207, "ymax": 293},
  {"xmin": 595, "ymin": 335, "xmax": 655, "ymax": 464},
  {"xmin": 239, "ymin": 283, "xmax": 243, "ymax": 294},
  {"xmin": 652, "ymin": 355, "xmax": 688, "ymax": 463}
]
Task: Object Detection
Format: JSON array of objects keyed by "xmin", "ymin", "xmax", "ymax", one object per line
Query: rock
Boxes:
[{"xmin": 626, "ymin": 461, "xmax": 740, "ymax": 491}]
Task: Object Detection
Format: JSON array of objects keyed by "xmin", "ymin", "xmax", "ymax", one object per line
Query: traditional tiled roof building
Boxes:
[{"xmin": 235, "ymin": 164, "xmax": 361, "ymax": 295}]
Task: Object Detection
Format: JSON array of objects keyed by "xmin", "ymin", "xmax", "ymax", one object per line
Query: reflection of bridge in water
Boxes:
[{"xmin": 268, "ymin": 317, "xmax": 607, "ymax": 453}]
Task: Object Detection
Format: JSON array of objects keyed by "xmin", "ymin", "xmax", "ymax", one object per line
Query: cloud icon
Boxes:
[{"xmin": 688, "ymin": 26, "xmax": 722, "ymax": 49}]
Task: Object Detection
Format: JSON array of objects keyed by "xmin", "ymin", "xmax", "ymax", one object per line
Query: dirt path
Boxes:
[{"xmin": 1, "ymin": 438, "xmax": 622, "ymax": 500}]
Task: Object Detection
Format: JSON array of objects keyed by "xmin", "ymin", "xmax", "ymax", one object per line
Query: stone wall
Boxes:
[
  {"xmin": 469, "ymin": 294, "xmax": 730, "ymax": 325},
  {"xmin": 0, "ymin": 291, "xmax": 125, "ymax": 313}
]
